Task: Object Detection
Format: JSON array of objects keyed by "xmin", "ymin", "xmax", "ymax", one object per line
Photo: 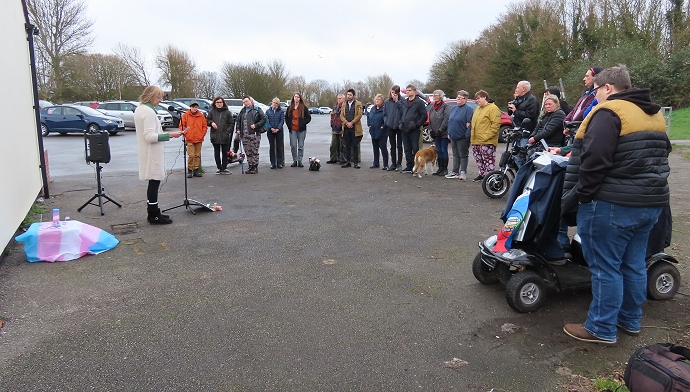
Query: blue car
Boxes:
[{"xmin": 40, "ymin": 105, "xmax": 124, "ymax": 136}]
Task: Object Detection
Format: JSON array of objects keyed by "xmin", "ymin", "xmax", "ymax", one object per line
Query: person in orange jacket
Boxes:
[{"xmin": 180, "ymin": 101, "xmax": 208, "ymax": 178}]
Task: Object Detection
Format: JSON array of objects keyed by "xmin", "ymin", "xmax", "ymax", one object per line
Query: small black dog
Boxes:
[{"xmin": 308, "ymin": 157, "xmax": 321, "ymax": 171}]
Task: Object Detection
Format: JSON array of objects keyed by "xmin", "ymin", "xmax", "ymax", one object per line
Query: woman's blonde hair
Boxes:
[
  {"xmin": 374, "ymin": 93, "xmax": 384, "ymax": 105},
  {"xmin": 139, "ymin": 86, "xmax": 163, "ymax": 104},
  {"xmin": 542, "ymin": 94, "xmax": 561, "ymax": 116},
  {"xmin": 272, "ymin": 97, "xmax": 281, "ymax": 104}
]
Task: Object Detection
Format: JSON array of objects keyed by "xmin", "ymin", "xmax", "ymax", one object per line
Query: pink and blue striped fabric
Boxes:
[{"xmin": 15, "ymin": 221, "xmax": 119, "ymax": 262}]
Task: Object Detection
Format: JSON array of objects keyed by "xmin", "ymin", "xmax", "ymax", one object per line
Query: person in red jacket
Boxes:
[{"xmin": 180, "ymin": 101, "xmax": 208, "ymax": 178}]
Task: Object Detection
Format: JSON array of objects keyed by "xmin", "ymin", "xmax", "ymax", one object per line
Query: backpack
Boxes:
[
  {"xmin": 624, "ymin": 343, "xmax": 690, "ymax": 392},
  {"xmin": 260, "ymin": 107, "xmax": 270, "ymax": 133}
]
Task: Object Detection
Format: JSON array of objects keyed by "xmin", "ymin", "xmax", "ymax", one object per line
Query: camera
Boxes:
[{"xmin": 508, "ymin": 100, "xmax": 517, "ymax": 105}]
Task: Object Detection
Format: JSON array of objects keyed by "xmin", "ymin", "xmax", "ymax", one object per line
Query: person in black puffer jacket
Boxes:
[{"xmin": 529, "ymin": 94, "xmax": 566, "ymax": 147}]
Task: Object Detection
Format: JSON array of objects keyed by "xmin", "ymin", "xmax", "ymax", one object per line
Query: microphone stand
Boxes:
[{"xmin": 162, "ymin": 130, "xmax": 210, "ymax": 215}]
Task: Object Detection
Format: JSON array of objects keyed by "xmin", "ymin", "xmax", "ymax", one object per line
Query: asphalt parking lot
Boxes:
[{"xmin": 1, "ymin": 114, "xmax": 689, "ymax": 391}]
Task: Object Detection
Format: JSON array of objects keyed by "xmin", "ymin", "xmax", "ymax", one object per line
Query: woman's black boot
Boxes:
[{"xmin": 147, "ymin": 203, "xmax": 172, "ymax": 225}]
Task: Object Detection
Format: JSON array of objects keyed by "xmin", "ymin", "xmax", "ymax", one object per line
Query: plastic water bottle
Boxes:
[{"xmin": 52, "ymin": 208, "xmax": 60, "ymax": 227}]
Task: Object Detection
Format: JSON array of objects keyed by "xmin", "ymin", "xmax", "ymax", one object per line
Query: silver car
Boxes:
[{"xmin": 98, "ymin": 100, "xmax": 173, "ymax": 129}]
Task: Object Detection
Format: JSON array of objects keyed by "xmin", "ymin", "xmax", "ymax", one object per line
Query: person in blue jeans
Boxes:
[
  {"xmin": 398, "ymin": 84, "xmax": 427, "ymax": 173},
  {"xmin": 562, "ymin": 65, "xmax": 671, "ymax": 345}
]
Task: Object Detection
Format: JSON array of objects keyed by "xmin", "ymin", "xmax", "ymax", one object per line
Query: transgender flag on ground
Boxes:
[{"xmin": 15, "ymin": 221, "xmax": 119, "ymax": 262}]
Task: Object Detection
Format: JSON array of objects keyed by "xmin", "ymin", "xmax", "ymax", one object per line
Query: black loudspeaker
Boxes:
[{"xmin": 86, "ymin": 131, "xmax": 111, "ymax": 163}]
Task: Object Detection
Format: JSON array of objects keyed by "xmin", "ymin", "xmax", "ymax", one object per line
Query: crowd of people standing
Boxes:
[{"xmin": 134, "ymin": 65, "xmax": 673, "ymax": 350}]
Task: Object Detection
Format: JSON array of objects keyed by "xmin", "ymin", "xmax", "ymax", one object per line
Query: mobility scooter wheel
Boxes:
[
  {"xmin": 505, "ymin": 271, "xmax": 546, "ymax": 313},
  {"xmin": 482, "ymin": 170, "xmax": 510, "ymax": 199},
  {"xmin": 472, "ymin": 253, "xmax": 499, "ymax": 284},
  {"xmin": 647, "ymin": 262, "xmax": 681, "ymax": 300}
]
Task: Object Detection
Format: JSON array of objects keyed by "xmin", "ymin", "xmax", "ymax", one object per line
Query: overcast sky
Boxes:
[{"xmin": 86, "ymin": 0, "xmax": 517, "ymax": 87}]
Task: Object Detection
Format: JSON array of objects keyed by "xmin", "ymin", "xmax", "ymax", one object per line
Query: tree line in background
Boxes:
[
  {"xmin": 28, "ymin": 0, "xmax": 690, "ymax": 109},
  {"xmin": 427, "ymin": 0, "xmax": 690, "ymax": 108}
]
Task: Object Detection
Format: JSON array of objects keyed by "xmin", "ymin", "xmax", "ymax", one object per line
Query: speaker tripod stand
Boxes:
[
  {"xmin": 163, "ymin": 136, "xmax": 211, "ymax": 215},
  {"xmin": 78, "ymin": 161, "xmax": 122, "ymax": 216}
]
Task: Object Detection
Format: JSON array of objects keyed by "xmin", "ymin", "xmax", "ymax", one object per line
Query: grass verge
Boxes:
[{"xmin": 670, "ymin": 107, "xmax": 690, "ymax": 140}]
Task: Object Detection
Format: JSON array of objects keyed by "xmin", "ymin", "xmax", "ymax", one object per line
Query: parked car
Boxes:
[
  {"xmin": 222, "ymin": 98, "xmax": 244, "ymax": 117},
  {"xmin": 38, "ymin": 100, "xmax": 54, "ymax": 110},
  {"xmin": 421, "ymin": 98, "xmax": 514, "ymax": 143},
  {"xmin": 40, "ymin": 104, "xmax": 124, "ymax": 136},
  {"xmin": 173, "ymin": 98, "xmax": 213, "ymax": 112},
  {"xmin": 309, "ymin": 107, "xmax": 323, "ymax": 114},
  {"xmin": 161, "ymin": 100, "xmax": 207, "ymax": 117},
  {"xmin": 160, "ymin": 101, "xmax": 208, "ymax": 128},
  {"xmin": 98, "ymin": 100, "xmax": 173, "ymax": 129},
  {"xmin": 73, "ymin": 101, "xmax": 100, "ymax": 109},
  {"xmin": 318, "ymin": 106, "xmax": 333, "ymax": 114},
  {"xmin": 280, "ymin": 102, "xmax": 288, "ymax": 110}
]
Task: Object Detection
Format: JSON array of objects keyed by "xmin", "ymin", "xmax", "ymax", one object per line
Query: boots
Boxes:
[
  {"xmin": 246, "ymin": 164, "xmax": 258, "ymax": 174},
  {"xmin": 187, "ymin": 169, "xmax": 193, "ymax": 178},
  {"xmin": 147, "ymin": 203, "xmax": 172, "ymax": 225},
  {"xmin": 437, "ymin": 158, "xmax": 448, "ymax": 177},
  {"xmin": 193, "ymin": 169, "xmax": 202, "ymax": 177},
  {"xmin": 432, "ymin": 159, "xmax": 444, "ymax": 175}
]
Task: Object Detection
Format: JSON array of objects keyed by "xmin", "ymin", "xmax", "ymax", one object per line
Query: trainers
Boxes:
[
  {"xmin": 387, "ymin": 164, "xmax": 396, "ymax": 171},
  {"xmin": 459, "ymin": 171, "xmax": 467, "ymax": 180},
  {"xmin": 472, "ymin": 175, "xmax": 484, "ymax": 182},
  {"xmin": 215, "ymin": 169, "xmax": 222, "ymax": 175},
  {"xmin": 616, "ymin": 324, "xmax": 640, "ymax": 336},
  {"xmin": 219, "ymin": 169, "xmax": 231, "ymax": 175},
  {"xmin": 445, "ymin": 171, "xmax": 459, "ymax": 179},
  {"xmin": 397, "ymin": 165, "xmax": 402, "ymax": 171},
  {"xmin": 400, "ymin": 167, "xmax": 413, "ymax": 173},
  {"xmin": 563, "ymin": 323, "xmax": 617, "ymax": 345}
]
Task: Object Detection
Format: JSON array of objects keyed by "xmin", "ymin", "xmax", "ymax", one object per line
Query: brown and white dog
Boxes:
[{"xmin": 412, "ymin": 145, "xmax": 437, "ymax": 178}]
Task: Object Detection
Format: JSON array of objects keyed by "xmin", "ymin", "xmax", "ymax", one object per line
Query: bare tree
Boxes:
[
  {"xmin": 113, "ymin": 43, "xmax": 152, "ymax": 87},
  {"xmin": 365, "ymin": 74, "xmax": 395, "ymax": 103},
  {"xmin": 406, "ymin": 79, "xmax": 427, "ymax": 93},
  {"xmin": 265, "ymin": 59, "xmax": 290, "ymax": 99},
  {"xmin": 156, "ymin": 45, "xmax": 197, "ymax": 98},
  {"xmin": 62, "ymin": 53, "xmax": 134, "ymax": 101},
  {"xmin": 195, "ymin": 71, "xmax": 220, "ymax": 99},
  {"xmin": 26, "ymin": 0, "xmax": 94, "ymax": 101},
  {"xmin": 219, "ymin": 61, "xmax": 272, "ymax": 102},
  {"xmin": 286, "ymin": 75, "xmax": 308, "ymax": 98}
]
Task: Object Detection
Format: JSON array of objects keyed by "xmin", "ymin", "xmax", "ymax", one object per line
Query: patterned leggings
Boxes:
[{"xmin": 471, "ymin": 144, "xmax": 496, "ymax": 176}]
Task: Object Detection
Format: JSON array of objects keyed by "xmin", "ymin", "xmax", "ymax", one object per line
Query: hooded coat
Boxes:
[
  {"xmin": 470, "ymin": 102, "xmax": 501, "ymax": 146},
  {"xmin": 206, "ymin": 102, "xmax": 234, "ymax": 144},
  {"xmin": 180, "ymin": 109, "xmax": 207, "ymax": 143}
]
